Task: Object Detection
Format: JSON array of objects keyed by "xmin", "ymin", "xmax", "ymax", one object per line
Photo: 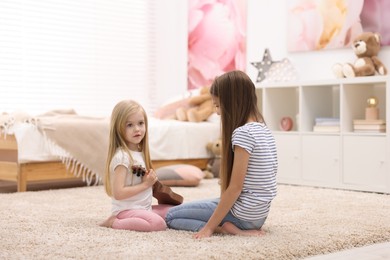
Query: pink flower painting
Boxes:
[
  {"xmin": 188, "ymin": 0, "xmax": 247, "ymax": 90},
  {"xmin": 287, "ymin": 0, "xmax": 390, "ymax": 52},
  {"xmin": 361, "ymin": 0, "xmax": 390, "ymax": 46},
  {"xmin": 287, "ymin": 0, "xmax": 364, "ymax": 52}
]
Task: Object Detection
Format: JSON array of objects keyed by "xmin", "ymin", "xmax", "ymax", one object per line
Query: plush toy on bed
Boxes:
[
  {"xmin": 175, "ymin": 86, "xmax": 214, "ymax": 122},
  {"xmin": 203, "ymin": 138, "xmax": 221, "ymax": 179},
  {"xmin": 154, "ymin": 86, "xmax": 214, "ymax": 122},
  {"xmin": 333, "ymin": 32, "xmax": 388, "ymax": 78}
]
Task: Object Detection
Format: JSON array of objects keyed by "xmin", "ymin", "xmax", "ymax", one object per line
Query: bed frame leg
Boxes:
[{"xmin": 17, "ymin": 169, "xmax": 27, "ymax": 192}]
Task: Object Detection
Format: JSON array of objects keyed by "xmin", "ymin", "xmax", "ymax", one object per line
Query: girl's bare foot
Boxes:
[
  {"xmin": 99, "ymin": 215, "xmax": 116, "ymax": 228},
  {"xmin": 220, "ymin": 222, "xmax": 266, "ymax": 236}
]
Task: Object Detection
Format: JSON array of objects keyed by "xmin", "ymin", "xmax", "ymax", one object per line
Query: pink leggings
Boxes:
[{"xmin": 112, "ymin": 204, "xmax": 172, "ymax": 232}]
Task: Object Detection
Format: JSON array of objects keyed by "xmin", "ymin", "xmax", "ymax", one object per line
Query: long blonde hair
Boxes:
[
  {"xmin": 210, "ymin": 70, "xmax": 264, "ymax": 192},
  {"xmin": 104, "ymin": 100, "xmax": 153, "ymax": 196}
]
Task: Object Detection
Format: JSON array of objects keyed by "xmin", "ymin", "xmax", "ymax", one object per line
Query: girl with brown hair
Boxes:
[{"xmin": 166, "ymin": 70, "xmax": 278, "ymax": 238}]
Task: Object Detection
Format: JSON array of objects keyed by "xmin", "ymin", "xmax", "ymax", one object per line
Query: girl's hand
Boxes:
[
  {"xmin": 143, "ymin": 168, "xmax": 158, "ymax": 187},
  {"xmin": 193, "ymin": 227, "xmax": 213, "ymax": 239}
]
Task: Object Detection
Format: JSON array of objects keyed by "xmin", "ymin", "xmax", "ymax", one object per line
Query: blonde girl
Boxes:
[{"xmin": 100, "ymin": 100, "xmax": 180, "ymax": 231}]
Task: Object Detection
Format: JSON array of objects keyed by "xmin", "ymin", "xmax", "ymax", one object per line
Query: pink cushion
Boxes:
[{"xmin": 156, "ymin": 164, "xmax": 204, "ymax": 187}]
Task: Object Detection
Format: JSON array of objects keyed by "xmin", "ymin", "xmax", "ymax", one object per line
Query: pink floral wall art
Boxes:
[
  {"xmin": 188, "ymin": 0, "xmax": 247, "ymax": 90},
  {"xmin": 287, "ymin": 0, "xmax": 365, "ymax": 52},
  {"xmin": 361, "ymin": 0, "xmax": 390, "ymax": 46}
]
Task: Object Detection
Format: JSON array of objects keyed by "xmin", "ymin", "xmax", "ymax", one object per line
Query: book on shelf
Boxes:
[
  {"xmin": 315, "ymin": 117, "xmax": 340, "ymax": 126},
  {"xmin": 313, "ymin": 125, "xmax": 340, "ymax": 132},
  {"xmin": 354, "ymin": 129, "xmax": 385, "ymax": 133},
  {"xmin": 353, "ymin": 119, "xmax": 386, "ymax": 125},
  {"xmin": 353, "ymin": 124, "xmax": 386, "ymax": 131}
]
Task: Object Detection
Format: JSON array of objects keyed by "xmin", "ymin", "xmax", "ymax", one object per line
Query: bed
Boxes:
[{"xmin": 0, "ymin": 111, "xmax": 220, "ymax": 191}]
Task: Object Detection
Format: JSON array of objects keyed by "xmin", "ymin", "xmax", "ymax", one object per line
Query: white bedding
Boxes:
[
  {"xmin": 10, "ymin": 117, "xmax": 221, "ymax": 163},
  {"xmin": 148, "ymin": 118, "xmax": 220, "ymax": 160}
]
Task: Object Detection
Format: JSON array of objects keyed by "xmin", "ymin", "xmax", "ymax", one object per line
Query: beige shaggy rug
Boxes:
[{"xmin": 1, "ymin": 179, "xmax": 389, "ymax": 260}]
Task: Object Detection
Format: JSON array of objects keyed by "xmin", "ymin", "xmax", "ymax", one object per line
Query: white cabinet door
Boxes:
[
  {"xmin": 343, "ymin": 135, "xmax": 388, "ymax": 192},
  {"xmin": 301, "ymin": 135, "xmax": 340, "ymax": 185},
  {"xmin": 273, "ymin": 134, "xmax": 301, "ymax": 183}
]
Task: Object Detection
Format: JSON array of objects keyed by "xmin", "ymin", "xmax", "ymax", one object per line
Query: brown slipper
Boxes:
[{"xmin": 153, "ymin": 181, "xmax": 183, "ymax": 205}]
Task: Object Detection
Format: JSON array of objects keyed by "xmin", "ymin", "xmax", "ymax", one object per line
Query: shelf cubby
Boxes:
[{"xmin": 257, "ymin": 76, "xmax": 390, "ymax": 193}]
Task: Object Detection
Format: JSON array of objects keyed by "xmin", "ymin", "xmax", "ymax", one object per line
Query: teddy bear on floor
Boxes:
[
  {"xmin": 176, "ymin": 86, "xmax": 214, "ymax": 122},
  {"xmin": 333, "ymin": 32, "xmax": 387, "ymax": 78},
  {"xmin": 203, "ymin": 138, "xmax": 221, "ymax": 179}
]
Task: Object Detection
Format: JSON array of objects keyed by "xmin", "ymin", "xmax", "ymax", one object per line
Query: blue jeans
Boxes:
[{"xmin": 165, "ymin": 198, "xmax": 266, "ymax": 232}]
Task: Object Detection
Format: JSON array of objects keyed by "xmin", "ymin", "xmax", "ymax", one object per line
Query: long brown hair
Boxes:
[
  {"xmin": 104, "ymin": 100, "xmax": 153, "ymax": 196},
  {"xmin": 210, "ymin": 70, "xmax": 264, "ymax": 191}
]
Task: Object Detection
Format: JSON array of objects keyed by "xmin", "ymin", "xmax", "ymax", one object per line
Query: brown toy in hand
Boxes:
[
  {"xmin": 131, "ymin": 165, "xmax": 146, "ymax": 176},
  {"xmin": 131, "ymin": 165, "xmax": 183, "ymax": 205},
  {"xmin": 333, "ymin": 32, "xmax": 387, "ymax": 78}
]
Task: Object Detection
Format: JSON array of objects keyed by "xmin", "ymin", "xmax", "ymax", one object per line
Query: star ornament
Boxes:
[{"xmin": 251, "ymin": 48, "xmax": 277, "ymax": 83}]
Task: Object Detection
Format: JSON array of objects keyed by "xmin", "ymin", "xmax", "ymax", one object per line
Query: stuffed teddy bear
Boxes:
[
  {"xmin": 333, "ymin": 32, "xmax": 388, "ymax": 78},
  {"xmin": 175, "ymin": 86, "xmax": 214, "ymax": 122},
  {"xmin": 154, "ymin": 86, "xmax": 215, "ymax": 123},
  {"xmin": 203, "ymin": 138, "xmax": 221, "ymax": 179}
]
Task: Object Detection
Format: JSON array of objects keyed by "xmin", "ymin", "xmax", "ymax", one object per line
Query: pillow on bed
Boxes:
[
  {"xmin": 153, "ymin": 98, "xmax": 191, "ymax": 120},
  {"xmin": 156, "ymin": 164, "xmax": 204, "ymax": 187}
]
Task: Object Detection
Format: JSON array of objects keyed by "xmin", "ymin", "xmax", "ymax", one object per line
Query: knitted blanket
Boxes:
[
  {"xmin": 1, "ymin": 110, "xmax": 109, "ymax": 185},
  {"xmin": 38, "ymin": 113, "xmax": 110, "ymax": 184}
]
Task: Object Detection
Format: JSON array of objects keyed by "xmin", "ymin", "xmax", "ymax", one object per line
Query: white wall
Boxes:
[
  {"xmin": 2, "ymin": 1, "xmax": 388, "ymax": 115},
  {"xmin": 155, "ymin": 0, "xmax": 390, "ymax": 107},
  {"xmin": 155, "ymin": 0, "xmax": 188, "ymax": 108}
]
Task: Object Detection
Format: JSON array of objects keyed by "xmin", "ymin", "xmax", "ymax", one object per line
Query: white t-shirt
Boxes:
[{"xmin": 109, "ymin": 148, "xmax": 153, "ymax": 215}]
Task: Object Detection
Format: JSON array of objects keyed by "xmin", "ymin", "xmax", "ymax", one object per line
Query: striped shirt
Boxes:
[{"xmin": 231, "ymin": 122, "xmax": 278, "ymax": 221}]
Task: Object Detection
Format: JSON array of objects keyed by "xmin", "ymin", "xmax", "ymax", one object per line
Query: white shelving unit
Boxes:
[{"xmin": 256, "ymin": 76, "xmax": 390, "ymax": 193}]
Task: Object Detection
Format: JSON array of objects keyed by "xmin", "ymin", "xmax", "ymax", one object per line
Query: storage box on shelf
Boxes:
[{"xmin": 256, "ymin": 76, "xmax": 389, "ymax": 193}]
